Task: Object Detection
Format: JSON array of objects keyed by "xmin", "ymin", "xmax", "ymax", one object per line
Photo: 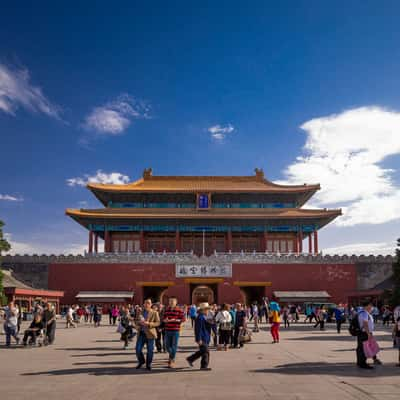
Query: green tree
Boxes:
[
  {"xmin": 390, "ymin": 238, "xmax": 400, "ymax": 307},
  {"xmin": 0, "ymin": 220, "xmax": 11, "ymax": 305}
]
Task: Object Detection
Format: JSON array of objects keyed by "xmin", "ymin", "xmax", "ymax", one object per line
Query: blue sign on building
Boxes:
[{"xmin": 198, "ymin": 194, "xmax": 209, "ymax": 209}]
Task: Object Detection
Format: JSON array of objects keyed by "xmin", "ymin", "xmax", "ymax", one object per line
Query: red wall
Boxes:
[{"xmin": 49, "ymin": 262, "xmax": 357, "ymax": 305}]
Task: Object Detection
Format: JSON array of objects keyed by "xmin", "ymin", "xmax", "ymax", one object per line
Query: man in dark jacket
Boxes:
[
  {"xmin": 233, "ymin": 303, "xmax": 247, "ymax": 348},
  {"xmin": 186, "ymin": 302, "xmax": 211, "ymax": 370}
]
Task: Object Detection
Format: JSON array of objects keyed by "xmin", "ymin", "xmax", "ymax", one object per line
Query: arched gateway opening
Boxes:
[{"xmin": 191, "ymin": 285, "xmax": 216, "ymax": 305}]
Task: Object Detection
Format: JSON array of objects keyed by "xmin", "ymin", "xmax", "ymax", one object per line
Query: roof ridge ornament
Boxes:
[
  {"xmin": 254, "ymin": 167, "xmax": 264, "ymax": 181},
  {"xmin": 143, "ymin": 167, "xmax": 153, "ymax": 179}
]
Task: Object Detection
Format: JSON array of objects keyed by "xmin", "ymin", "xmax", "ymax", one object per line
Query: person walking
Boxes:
[
  {"xmin": 163, "ymin": 297, "xmax": 185, "ymax": 368},
  {"xmin": 215, "ymin": 303, "xmax": 232, "ymax": 351},
  {"xmin": 42, "ymin": 302, "xmax": 57, "ymax": 344},
  {"xmin": 3, "ymin": 301, "xmax": 20, "ymax": 346},
  {"xmin": 252, "ymin": 303, "xmax": 260, "ymax": 332},
  {"xmin": 186, "ymin": 302, "xmax": 212, "ymax": 370},
  {"xmin": 392, "ymin": 314, "xmax": 400, "ymax": 367},
  {"xmin": 189, "ymin": 304, "xmax": 197, "ymax": 328},
  {"xmin": 66, "ymin": 305, "xmax": 76, "ymax": 328},
  {"xmin": 269, "ymin": 301, "xmax": 281, "ymax": 343},
  {"xmin": 112, "ymin": 305, "xmax": 119, "ymax": 325},
  {"xmin": 356, "ymin": 300, "xmax": 382, "ymax": 369},
  {"xmin": 134, "ymin": 298, "xmax": 160, "ymax": 371},
  {"xmin": 334, "ymin": 305, "xmax": 345, "ymax": 334},
  {"xmin": 119, "ymin": 305, "xmax": 133, "ymax": 349},
  {"xmin": 282, "ymin": 306, "xmax": 290, "ymax": 328},
  {"xmin": 233, "ymin": 303, "xmax": 247, "ymax": 348}
]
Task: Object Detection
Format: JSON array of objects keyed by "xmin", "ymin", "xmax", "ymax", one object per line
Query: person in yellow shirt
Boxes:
[{"xmin": 269, "ymin": 301, "xmax": 281, "ymax": 343}]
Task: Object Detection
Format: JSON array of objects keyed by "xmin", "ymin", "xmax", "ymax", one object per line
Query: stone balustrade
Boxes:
[{"xmin": 2, "ymin": 252, "xmax": 395, "ymax": 265}]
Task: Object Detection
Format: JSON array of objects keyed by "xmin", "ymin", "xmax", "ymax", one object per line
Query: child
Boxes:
[{"xmin": 392, "ymin": 316, "xmax": 400, "ymax": 367}]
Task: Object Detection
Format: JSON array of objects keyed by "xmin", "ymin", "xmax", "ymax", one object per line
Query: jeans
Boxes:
[
  {"xmin": 4, "ymin": 324, "xmax": 18, "ymax": 346},
  {"xmin": 165, "ymin": 330, "xmax": 180, "ymax": 361},
  {"xmin": 233, "ymin": 326, "xmax": 244, "ymax": 348},
  {"xmin": 187, "ymin": 343, "xmax": 209, "ymax": 368},
  {"xmin": 136, "ymin": 331, "xmax": 155, "ymax": 367}
]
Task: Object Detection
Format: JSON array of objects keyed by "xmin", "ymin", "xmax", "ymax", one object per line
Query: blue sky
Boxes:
[{"xmin": 1, "ymin": 1, "xmax": 400, "ymax": 255}]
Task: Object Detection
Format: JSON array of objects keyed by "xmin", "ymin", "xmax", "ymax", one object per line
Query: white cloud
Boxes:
[
  {"xmin": 323, "ymin": 241, "xmax": 396, "ymax": 256},
  {"xmin": 0, "ymin": 63, "xmax": 60, "ymax": 118},
  {"xmin": 4, "ymin": 233, "xmax": 87, "ymax": 255},
  {"xmin": 208, "ymin": 124, "xmax": 235, "ymax": 140},
  {"xmin": 0, "ymin": 194, "xmax": 23, "ymax": 201},
  {"xmin": 83, "ymin": 94, "xmax": 150, "ymax": 135},
  {"xmin": 283, "ymin": 106, "xmax": 400, "ymax": 226},
  {"xmin": 67, "ymin": 169, "xmax": 130, "ymax": 187}
]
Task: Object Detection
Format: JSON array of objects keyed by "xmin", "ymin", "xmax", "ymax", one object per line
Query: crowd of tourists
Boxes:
[
  {"xmin": 2, "ymin": 298, "xmax": 400, "ymax": 371},
  {"xmin": 1, "ymin": 301, "xmax": 56, "ymax": 346}
]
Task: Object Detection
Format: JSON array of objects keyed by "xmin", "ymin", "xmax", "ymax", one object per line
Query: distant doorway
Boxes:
[
  {"xmin": 191, "ymin": 285, "xmax": 216, "ymax": 305},
  {"xmin": 142, "ymin": 286, "xmax": 168, "ymax": 304},
  {"xmin": 239, "ymin": 286, "xmax": 265, "ymax": 306}
]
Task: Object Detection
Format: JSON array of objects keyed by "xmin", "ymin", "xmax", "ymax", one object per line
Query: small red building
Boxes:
[{"xmin": 3, "ymin": 269, "xmax": 64, "ymax": 312}]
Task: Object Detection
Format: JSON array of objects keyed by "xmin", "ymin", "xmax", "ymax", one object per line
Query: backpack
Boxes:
[{"xmin": 349, "ymin": 313, "xmax": 361, "ymax": 336}]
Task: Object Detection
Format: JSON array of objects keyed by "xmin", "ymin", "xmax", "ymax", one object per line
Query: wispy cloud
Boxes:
[
  {"xmin": 0, "ymin": 62, "xmax": 61, "ymax": 118},
  {"xmin": 67, "ymin": 169, "xmax": 130, "ymax": 187},
  {"xmin": 281, "ymin": 106, "xmax": 400, "ymax": 227},
  {"xmin": 4, "ymin": 233, "xmax": 87, "ymax": 255},
  {"xmin": 0, "ymin": 194, "xmax": 23, "ymax": 201},
  {"xmin": 83, "ymin": 94, "xmax": 150, "ymax": 135},
  {"xmin": 208, "ymin": 124, "xmax": 235, "ymax": 140},
  {"xmin": 324, "ymin": 241, "xmax": 396, "ymax": 256}
]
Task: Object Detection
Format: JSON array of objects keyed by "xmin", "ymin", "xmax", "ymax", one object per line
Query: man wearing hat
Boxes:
[{"xmin": 186, "ymin": 302, "xmax": 212, "ymax": 370}]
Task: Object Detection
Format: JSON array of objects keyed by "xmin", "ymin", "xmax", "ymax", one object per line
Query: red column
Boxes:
[
  {"xmin": 293, "ymin": 236, "xmax": 298, "ymax": 253},
  {"xmin": 104, "ymin": 230, "xmax": 110, "ymax": 252},
  {"xmin": 88, "ymin": 230, "xmax": 93, "ymax": 253},
  {"xmin": 175, "ymin": 230, "xmax": 181, "ymax": 252},
  {"xmin": 140, "ymin": 230, "xmax": 145, "ymax": 252},
  {"xmin": 298, "ymin": 230, "xmax": 303, "ymax": 253},
  {"xmin": 260, "ymin": 232, "xmax": 266, "ymax": 252},
  {"xmin": 314, "ymin": 230, "xmax": 318, "ymax": 254},
  {"xmin": 94, "ymin": 234, "xmax": 98, "ymax": 253},
  {"xmin": 227, "ymin": 230, "xmax": 232, "ymax": 252},
  {"xmin": 308, "ymin": 234, "xmax": 312, "ymax": 254}
]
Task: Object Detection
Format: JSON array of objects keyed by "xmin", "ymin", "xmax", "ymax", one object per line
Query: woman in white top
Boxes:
[{"xmin": 215, "ymin": 304, "xmax": 232, "ymax": 351}]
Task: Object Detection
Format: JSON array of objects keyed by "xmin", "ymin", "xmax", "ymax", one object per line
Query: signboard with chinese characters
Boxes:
[{"xmin": 176, "ymin": 264, "xmax": 232, "ymax": 278}]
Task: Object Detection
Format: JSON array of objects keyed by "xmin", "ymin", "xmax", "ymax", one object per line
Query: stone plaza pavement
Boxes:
[{"xmin": 0, "ymin": 320, "xmax": 399, "ymax": 400}]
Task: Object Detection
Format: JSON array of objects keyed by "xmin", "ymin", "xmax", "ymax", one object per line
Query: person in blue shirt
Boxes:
[
  {"xmin": 334, "ymin": 306, "xmax": 345, "ymax": 333},
  {"xmin": 186, "ymin": 302, "xmax": 212, "ymax": 370},
  {"xmin": 189, "ymin": 304, "xmax": 197, "ymax": 328}
]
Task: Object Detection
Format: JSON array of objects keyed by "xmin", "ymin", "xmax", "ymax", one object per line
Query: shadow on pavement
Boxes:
[
  {"xmin": 250, "ymin": 361, "xmax": 400, "ymax": 377},
  {"xmin": 21, "ymin": 366, "xmax": 203, "ymax": 376}
]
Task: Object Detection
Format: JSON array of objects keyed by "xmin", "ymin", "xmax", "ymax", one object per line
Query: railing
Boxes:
[{"xmin": 2, "ymin": 252, "xmax": 395, "ymax": 264}]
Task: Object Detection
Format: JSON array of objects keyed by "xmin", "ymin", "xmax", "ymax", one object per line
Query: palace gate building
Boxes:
[
  {"xmin": 42, "ymin": 167, "xmax": 371, "ymax": 306},
  {"xmin": 3, "ymin": 169, "xmax": 394, "ymax": 306}
]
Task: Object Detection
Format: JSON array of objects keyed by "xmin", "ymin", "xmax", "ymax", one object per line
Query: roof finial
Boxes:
[
  {"xmin": 254, "ymin": 167, "xmax": 264, "ymax": 181},
  {"xmin": 143, "ymin": 168, "xmax": 153, "ymax": 179}
]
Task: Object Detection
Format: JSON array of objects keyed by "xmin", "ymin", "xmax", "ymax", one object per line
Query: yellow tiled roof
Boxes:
[
  {"xmin": 87, "ymin": 168, "xmax": 320, "ymax": 193},
  {"xmin": 66, "ymin": 207, "xmax": 341, "ymax": 220}
]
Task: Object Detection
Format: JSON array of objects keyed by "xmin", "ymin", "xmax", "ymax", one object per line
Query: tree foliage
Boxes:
[
  {"xmin": 0, "ymin": 220, "xmax": 11, "ymax": 305},
  {"xmin": 390, "ymin": 238, "xmax": 400, "ymax": 307}
]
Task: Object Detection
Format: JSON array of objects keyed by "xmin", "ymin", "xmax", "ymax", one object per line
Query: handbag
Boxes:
[
  {"xmin": 220, "ymin": 321, "xmax": 232, "ymax": 331},
  {"xmin": 116, "ymin": 323, "xmax": 126, "ymax": 334},
  {"xmin": 239, "ymin": 328, "xmax": 252, "ymax": 343},
  {"xmin": 363, "ymin": 337, "xmax": 380, "ymax": 358}
]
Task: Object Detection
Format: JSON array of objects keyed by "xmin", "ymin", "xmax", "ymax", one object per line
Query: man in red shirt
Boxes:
[{"xmin": 163, "ymin": 296, "xmax": 185, "ymax": 368}]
